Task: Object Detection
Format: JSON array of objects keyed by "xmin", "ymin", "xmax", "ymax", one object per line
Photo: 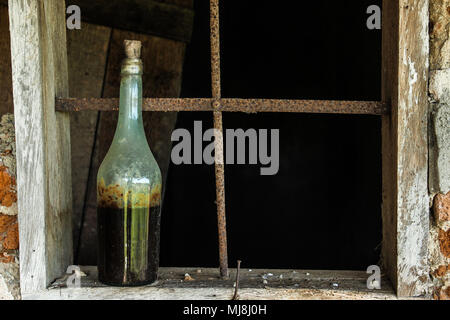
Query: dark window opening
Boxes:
[{"xmin": 161, "ymin": 0, "xmax": 382, "ymax": 270}]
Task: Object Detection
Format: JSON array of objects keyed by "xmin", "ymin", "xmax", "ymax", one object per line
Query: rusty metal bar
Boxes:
[
  {"xmin": 210, "ymin": 0, "xmax": 221, "ymax": 99},
  {"xmin": 210, "ymin": 0, "xmax": 229, "ymax": 279},
  {"xmin": 56, "ymin": 97, "xmax": 388, "ymax": 115},
  {"xmin": 220, "ymin": 99, "xmax": 387, "ymax": 114},
  {"xmin": 56, "ymin": 98, "xmax": 211, "ymax": 112}
]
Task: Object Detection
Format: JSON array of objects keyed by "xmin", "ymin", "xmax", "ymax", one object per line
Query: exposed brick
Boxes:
[
  {"xmin": 0, "ymin": 213, "xmax": 18, "ymax": 257},
  {"xmin": 433, "ymin": 265, "xmax": 449, "ymax": 277},
  {"xmin": 0, "ymin": 252, "xmax": 14, "ymax": 264},
  {"xmin": 3, "ymin": 221, "xmax": 18, "ymax": 250},
  {"xmin": 439, "ymin": 228, "xmax": 450, "ymax": 258},
  {"xmin": 0, "ymin": 111, "xmax": 19, "ymax": 297},
  {"xmin": 0, "ymin": 166, "xmax": 16, "ymax": 208},
  {"xmin": 434, "ymin": 192, "xmax": 450, "ymax": 223},
  {"xmin": 435, "ymin": 286, "xmax": 450, "ymax": 300},
  {"xmin": 0, "ymin": 214, "xmax": 15, "ymax": 233}
]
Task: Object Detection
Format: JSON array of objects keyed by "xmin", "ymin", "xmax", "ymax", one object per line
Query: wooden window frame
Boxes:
[{"xmin": 8, "ymin": 0, "xmax": 430, "ymax": 298}]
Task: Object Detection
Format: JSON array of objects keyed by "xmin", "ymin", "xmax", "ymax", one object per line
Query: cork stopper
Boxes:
[{"xmin": 124, "ymin": 40, "xmax": 142, "ymax": 59}]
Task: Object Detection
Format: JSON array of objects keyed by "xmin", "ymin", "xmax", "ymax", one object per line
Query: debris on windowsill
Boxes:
[
  {"xmin": 184, "ymin": 273, "xmax": 194, "ymax": 281},
  {"xmin": 48, "ymin": 268, "xmax": 88, "ymax": 289},
  {"xmin": 262, "ymin": 273, "xmax": 274, "ymax": 280}
]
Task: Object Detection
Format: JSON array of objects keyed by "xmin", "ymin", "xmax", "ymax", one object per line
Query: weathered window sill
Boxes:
[{"xmin": 22, "ymin": 266, "xmax": 409, "ymax": 300}]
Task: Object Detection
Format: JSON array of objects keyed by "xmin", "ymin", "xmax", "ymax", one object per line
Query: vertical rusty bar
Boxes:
[
  {"xmin": 210, "ymin": 0, "xmax": 229, "ymax": 278},
  {"xmin": 210, "ymin": 0, "xmax": 221, "ymax": 99}
]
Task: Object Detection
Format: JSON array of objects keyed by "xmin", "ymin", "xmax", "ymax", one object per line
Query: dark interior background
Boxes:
[{"xmin": 161, "ymin": 0, "xmax": 382, "ymax": 270}]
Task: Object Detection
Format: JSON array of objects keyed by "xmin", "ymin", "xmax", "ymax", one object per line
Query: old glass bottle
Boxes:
[{"xmin": 97, "ymin": 40, "xmax": 162, "ymax": 286}]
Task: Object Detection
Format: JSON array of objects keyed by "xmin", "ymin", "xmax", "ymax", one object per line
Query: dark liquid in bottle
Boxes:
[{"xmin": 97, "ymin": 205, "xmax": 161, "ymax": 286}]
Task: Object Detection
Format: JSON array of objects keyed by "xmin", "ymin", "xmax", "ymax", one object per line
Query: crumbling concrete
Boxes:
[
  {"xmin": 428, "ymin": 0, "xmax": 450, "ymax": 300},
  {"xmin": 429, "ymin": 0, "xmax": 450, "ymax": 194},
  {"xmin": 429, "ymin": 0, "xmax": 450, "ymax": 70},
  {"xmin": 430, "ymin": 104, "xmax": 450, "ymax": 193},
  {"xmin": 430, "ymin": 69, "xmax": 450, "ymax": 102},
  {"xmin": 0, "ymin": 113, "xmax": 19, "ymax": 300},
  {"xmin": 429, "ymin": 224, "xmax": 450, "ymax": 299}
]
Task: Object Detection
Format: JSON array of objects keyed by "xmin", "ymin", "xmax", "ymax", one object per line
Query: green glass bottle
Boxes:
[{"xmin": 97, "ymin": 40, "xmax": 162, "ymax": 286}]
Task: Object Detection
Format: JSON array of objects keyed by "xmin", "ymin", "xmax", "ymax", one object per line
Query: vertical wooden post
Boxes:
[
  {"xmin": 381, "ymin": 0, "xmax": 429, "ymax": 297},
  {"xmin": 9, "ymin": 0, "xmax": 72, "ymax": 294}
]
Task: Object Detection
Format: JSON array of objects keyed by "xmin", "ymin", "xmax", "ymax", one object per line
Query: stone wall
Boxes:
[
  {"xmin": 428, "ymin": 0, "xmax": 450, "ymax": 300},
  {"xmin": 0, "ymin": 114, "xmax": 19, "ymax": 299}
]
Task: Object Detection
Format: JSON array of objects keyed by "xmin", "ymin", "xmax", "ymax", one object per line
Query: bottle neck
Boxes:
[{"xmin": 114, "ymin": 59, "xmax": 145, "ymax": 140}]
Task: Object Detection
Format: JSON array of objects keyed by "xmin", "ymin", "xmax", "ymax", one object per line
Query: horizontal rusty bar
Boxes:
[
  {"xmin": 56, "ymin": 98, "xmax": 211, "ymax": 112},
  {"xmin": 220, "ymin": 99, "xmax": 388, "ymax": 115},
  {"xmin": 56, "ymin": 98, "xmax": 388, "ymax": 115}
]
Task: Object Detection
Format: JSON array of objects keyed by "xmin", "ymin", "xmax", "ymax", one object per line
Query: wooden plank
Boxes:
[
  {"xmin": 56, "ymin": 98, "xmax": 389, "ymax": 115},
  {"xmin": 0, "ymin": 5, "xmax": 13, "ymax": 115},
  {"xmin": 23, "ymin": 266, "xmax": 408, "ymax": 300},
  {"xmin": 8, "ymin": 0, "xmax": 73, "ymax": 294},
  {"xmin": 77, "ymin": 29, "xmax": 187, "ymax": 265},
  {"xmin": 381, "ymin": 0, "xmax": 430, "ymax": 297},
  {"xmin": 70, "ymin": 0, "xmax": 194, "ymax": 43},
  {"xmin": 67, "ymin": 24, "xmax": 111, "ymax": 99},
  {"xmin": 66, "ymin": 23, "xmax": 111, "ymax": 259}
]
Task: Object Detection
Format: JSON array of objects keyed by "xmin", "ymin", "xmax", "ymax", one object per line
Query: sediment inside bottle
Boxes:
[{"xmin": 97, "ymin": 180, "xmax": 161, "ymax": 286}]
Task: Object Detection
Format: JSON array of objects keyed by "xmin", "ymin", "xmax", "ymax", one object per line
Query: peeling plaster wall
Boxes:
[
  {"xmin": 428, "ymin": 0, "xmax": 450, "ymax": 300},
  {"xmin": 0, "ymin": 114, "xmax": 20, "ymax": 300}
]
